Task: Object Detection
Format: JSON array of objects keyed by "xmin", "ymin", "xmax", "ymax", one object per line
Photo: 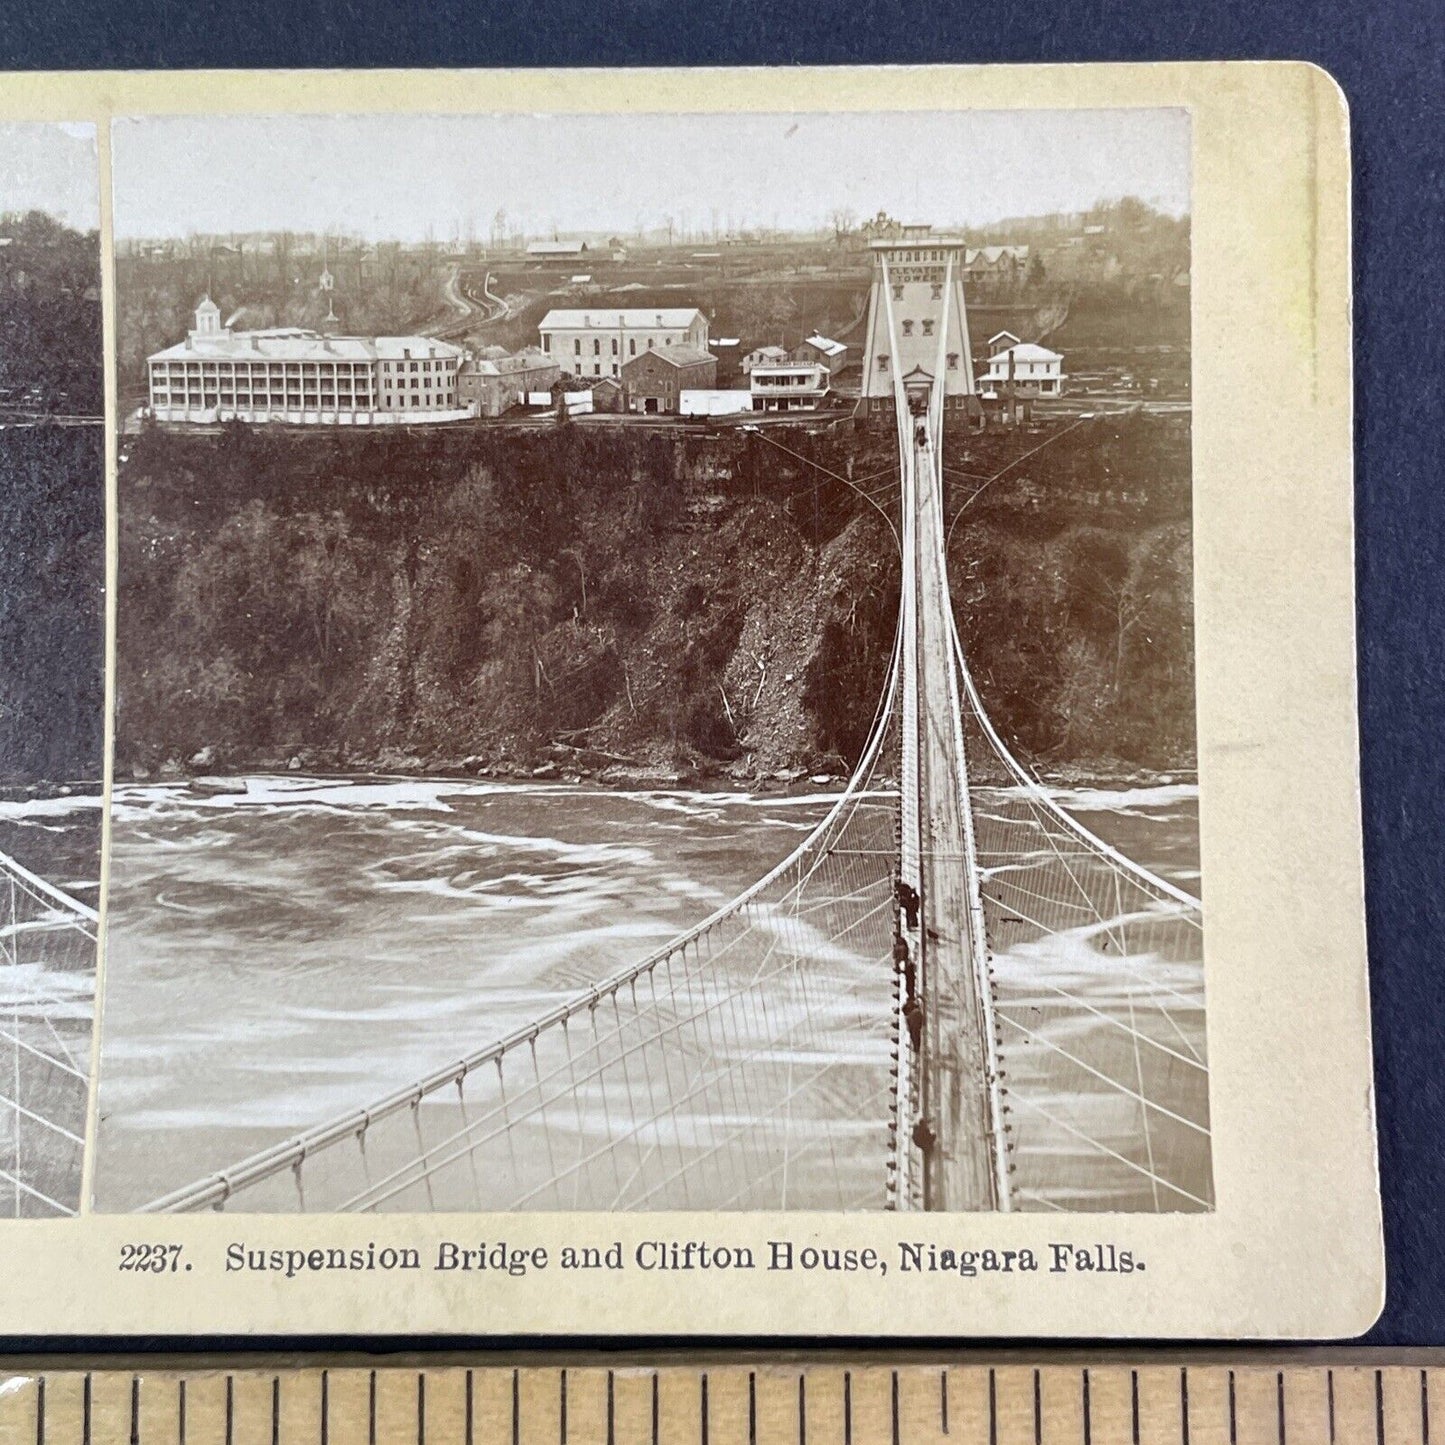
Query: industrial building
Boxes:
[
  {"xmin": 619, "ymin": 346, "xmax": 717, "ymax": 413},
  {"xmin": 539, "ymin": 308, "xmax": 710, "ymax": 379},
  {"xmin": 859, "ymin": 229, "xmax": 977, "ymax": 415},
  {"xmin": 527, "ymin": 239, "xmax": 590, "ymax": 258},
  {"xmin": 147, "ymin": 298, "xmax": 468, "ymax": 424}
]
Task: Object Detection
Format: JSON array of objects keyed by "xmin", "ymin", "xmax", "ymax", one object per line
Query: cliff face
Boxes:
[
  {"xmin": 116, "ymin": 415, "xmax": 1194, "ymax": 781},
  {"xmin": 0, "ymin": 425, "xmax": 105, "ymax": 784},
  {"xmin": 0, "ymin": 216, "xmax": 104, "ymax": 787}
]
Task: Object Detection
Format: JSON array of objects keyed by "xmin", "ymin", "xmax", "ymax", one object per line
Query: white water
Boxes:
[{"xmin": 92, "ymin": 775, "xmax": 1202, "ymax": 1212}]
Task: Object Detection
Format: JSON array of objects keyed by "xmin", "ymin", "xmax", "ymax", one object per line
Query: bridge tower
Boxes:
[
  {"xmin": 860, "ymin": 226, "xmax": 976, "ymax": 418},
  {"xmin": 870, "ymin": 230, "xmax": 1007, "ymax": 1212}
]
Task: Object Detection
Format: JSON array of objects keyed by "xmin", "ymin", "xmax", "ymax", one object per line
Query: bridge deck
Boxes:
[{"xmin": 911, "ymin": 437, "xmax": 1000, "ymax": 1211}]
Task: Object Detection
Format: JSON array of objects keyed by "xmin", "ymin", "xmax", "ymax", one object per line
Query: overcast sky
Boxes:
[
  {"xmin": 112, "ymin": 108, "xmax": 1188, "ymax": 241},
  {"xmin": 0, "ymin": 122, "xmax": 98, "ymax": 230}
]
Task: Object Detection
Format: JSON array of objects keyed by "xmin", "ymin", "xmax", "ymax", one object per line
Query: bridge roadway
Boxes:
[{"xmin": 909, "ymin": 431, "xmax": 1002, "ymax": 1212}]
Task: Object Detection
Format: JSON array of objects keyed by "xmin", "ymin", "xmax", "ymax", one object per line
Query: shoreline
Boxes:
[{"xmin": 111, "ymin": 755, "xmax": 1199, "ymax": 797}]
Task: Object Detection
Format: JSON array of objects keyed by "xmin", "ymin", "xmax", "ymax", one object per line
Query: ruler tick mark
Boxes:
[
  {"xmin": 178, "ymin": 1379, "xmax": 187, "ymax": 1445},
  {"xmin": 989, "ymin": 1369, "xmax": 998, "ymax": 1445},
  {"xmin": 1376, "ymin": 1371, "xmax": 1385, "ymax": 1445},
  {"xmin": 1327, "ymin": 1371, "xmax": 1336, "ymax": 1444},
  {"xmin": 606, "ymin": 1371, "xmax": 614, "ymax": 1445},
  {"xmin": 130, "ymin": 1376, "xmax": 139, "ymax": 1445},
  {"xmin": 1083, "ymin": 1369, "xmax": 1092, "ymax": 1445},
  {"xmin": 844, "ymin": 1373, "xmax": 852, "ymax": 1445},
  {"xmin": 368, "ymin": 1371, "xmax": 376, "ymax": 1445},
  {"xmin": 1034, "ymin": 1369, "xmax": 1042, "ymax": 1445},
  {"xmin": 749, "ymin": 1372, "xmax": 757, "ymax": 1445},
  {"xmin": 559, "ymin": 1369, "xmax": 566, "ymax": 1445},
  {"xmin": 1228, "ymin": 1372, "xmax": 1236, "ymax": 1445},
  {"xmin": 272, "ymin": 1378, "xmax": 280, "ymax": 1445},
  {"xmin": 417, "ymin": 1373, "xmax": 425, "ymax": 1445},
  {"xmin": 515, "ymin": 1370, "xmax": 523, "ymax": 1445},
  {"xmin": 1180, "ymin": 1368, "xmax": 1189, "ymax": 1445},
  {"xmin": 34, "ymin": 1377, "xmax": 43, "ymax": 1445},
  {"xmin": 701, "ymin": 1373, "xmax": 709, "ymax": 1445},
  {"xmin": 892, "ymin": 1370, "xmax": 900, "ymax": 1445},
  {"xmin": 1423, "ymin": 1369, "xmax": 1431, "ymax": 1445},
  {"xmin": 1276, "ymin": 1372, "xmax": 1285, "ymax": 1445},
  {"xmin": 82, "ymin": 1374, "xmax": 91, "ymax": 1445},
  {"xmin": 226, "ymin": 1377, "xmax": 234, "ymax": 1445},
  {"xmin": 1131, "ymin": 1371, "xmax": 1139, "ymax": 1445},
  {"xmin": 320, "ymin": 1372, "xmax": 328, "ymax": 1445},
  {"xmin": 798, "ymin": 1374, "xmax": 806, "ymax": 1445},
  {"xmin": 652, "ymin": 1374, "xmax": 659, "ymax": 1445},
  {"xmin": 941, "ymin": 1369, "xmax": 950, "ymax": 1436},
  {"xmin": 464, "ymin": 1371, "xmax": 473, "ymax": 1445}
]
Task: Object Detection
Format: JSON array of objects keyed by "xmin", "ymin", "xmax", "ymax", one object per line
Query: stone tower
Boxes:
[{"xmin": 859, "ymin": 226, "xmax": 976, "ymax": 416}]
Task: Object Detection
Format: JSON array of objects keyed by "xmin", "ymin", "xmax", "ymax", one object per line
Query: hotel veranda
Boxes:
[{"xmin": 146, "ymin": 297, "xmax": 468, "ymax": 424}]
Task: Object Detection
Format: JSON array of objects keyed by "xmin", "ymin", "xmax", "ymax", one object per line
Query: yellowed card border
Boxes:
[{"xmin": 0, "ymin": 63, "xmax": 1377, "ymax": 1341}]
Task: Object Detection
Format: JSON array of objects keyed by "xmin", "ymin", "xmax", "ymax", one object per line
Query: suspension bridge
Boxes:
[
  {"xmin": 1, "ymin": 848, "xmax": 97, "ymax": 1217},
  {"xmin": 140, "ymin": 243, "xmax": 1210, "ymax": 1217}
]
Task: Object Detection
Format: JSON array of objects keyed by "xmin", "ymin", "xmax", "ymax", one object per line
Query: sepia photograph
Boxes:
[
  {"xmin": 0, "ymin": 121, "xmax": 104, "ymax": 1218},
  {"xmin": 92, "ymin": 107, "xmax": 1207, "ymax": 1217}
]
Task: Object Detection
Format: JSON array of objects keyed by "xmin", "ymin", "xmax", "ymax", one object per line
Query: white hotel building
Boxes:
[
  {"xmin": 538, "ymin": 307, "xmax": 709, "ymax": 379},
  {"xmin": 147, "ymin": 298, "xmax": 469, "ymax": 424}
]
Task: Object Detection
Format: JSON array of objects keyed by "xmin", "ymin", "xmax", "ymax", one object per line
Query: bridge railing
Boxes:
[
  {"xmin": 0, "ymin": 850, "xmax": 96, "ymax": 1217},
  {"xmin": 947, "ymin": 618, "xmax": 1211, "ymax": 1212},
  {"xmin": 143, "ymin": 626, "xmax": 909, "ymax": 1215}
]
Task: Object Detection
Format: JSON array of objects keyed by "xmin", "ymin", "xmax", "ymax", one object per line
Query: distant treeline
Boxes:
[
  {"xmin": 0, "ymin": 212, "xmax": 102, "ymax": 413},
  {"xmin": 115, "ymin": 242, "xmax": 448, "ymax": 392},
  {"xmin": 116, "ymin": 414, "xmax": 1195, "ymax": 779}
]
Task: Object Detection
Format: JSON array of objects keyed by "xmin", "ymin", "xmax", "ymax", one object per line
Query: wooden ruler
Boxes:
[{"xmin": 0, "ymin": 1359, "xmax": 1439, "ymax": 1445}]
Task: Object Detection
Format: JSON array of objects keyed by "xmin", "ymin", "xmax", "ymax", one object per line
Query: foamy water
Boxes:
[{"xmin": 92, "ymin": 775, "xmax": 1202, "ymax": 1212}]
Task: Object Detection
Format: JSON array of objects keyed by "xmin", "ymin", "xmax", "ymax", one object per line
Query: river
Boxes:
[{"xmin": 91, "ymin": 775, "xmax": 1205, "ymax": 1213}]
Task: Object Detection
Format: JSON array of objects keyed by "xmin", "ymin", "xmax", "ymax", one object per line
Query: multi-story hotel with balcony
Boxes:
[{"xmin": 146, "ymin": 298, "xmax": 468, "ymax": 425}]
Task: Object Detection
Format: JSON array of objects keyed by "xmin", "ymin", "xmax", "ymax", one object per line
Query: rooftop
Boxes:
[
  {"xmin": 466, "ymin": 351, "xmax": 558, "ymax": 377},
  {"xmin": 150, "ymin": 326, "xmax": 463, "ymax": 365},
  {"xmin": 622, "ymin": 345, "xmax": 715, "ymax": 370},
  {"xmin": 802, "ymin": 334, "xmax": 847, "ymax": 357},
  {"xmin": 869, "ymin": 234, "xmax": 967, "ymax": 251},
  {"xmin": 985, "ymin": 342, "xmax": 1063, "ymax": 364},
  {"xmin": 540, "ymin": 307, "xmax": 705, "ymax": 331}
]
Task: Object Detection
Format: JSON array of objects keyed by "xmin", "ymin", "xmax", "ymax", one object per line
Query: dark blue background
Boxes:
[{"xmin": 0, "ymin": 0, "xmax": 1440, "ymax": 1348}]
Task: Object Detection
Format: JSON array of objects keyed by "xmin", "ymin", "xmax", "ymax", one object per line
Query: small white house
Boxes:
[
  {"xmin": 741, "ymin": 344, "xmax": 790, "ymax": 375},
  {"xmin": 979, "ymin": 336, "xmax": 1066, "ymax": 396}
]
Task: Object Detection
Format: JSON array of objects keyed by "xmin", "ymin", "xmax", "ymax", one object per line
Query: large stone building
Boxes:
[
  {"xmin": 147, "ymin": 298, "xmax": 468, "ymax": 424},
  {"xmin": 457, "ymin": 349, "xmax": 562, "ymax": 416},
  {"xmin": 619, "ymin": 346, "xmax": 717, "ymax": 413},
  {"xmin": 858, "ymin": 230, "xmax": 977, "ymax": 415},
  {"xmin": 539, "ymin": 308, "xmax": 709, "ymax": 380}
]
